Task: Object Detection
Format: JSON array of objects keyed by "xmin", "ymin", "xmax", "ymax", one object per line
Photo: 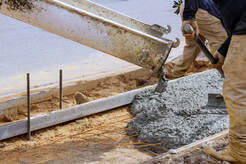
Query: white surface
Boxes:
[{"xmin": 0, "ymin": 0, "xmax": 184, "ymax": 97}]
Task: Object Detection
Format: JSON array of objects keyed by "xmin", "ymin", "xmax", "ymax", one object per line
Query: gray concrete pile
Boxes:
[{"xmin": 127, "ymin": 70, "xmax": 228, "ymax": 151}]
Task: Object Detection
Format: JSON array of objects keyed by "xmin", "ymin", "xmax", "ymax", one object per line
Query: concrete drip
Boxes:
[{"xmin": 127, "ymin": 70, "xmax": 228, "ymax": 151}]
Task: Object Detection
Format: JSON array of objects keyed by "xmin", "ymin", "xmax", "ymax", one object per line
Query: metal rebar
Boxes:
[
  {"xmin": 26, "ymin": 73, "xmax": 31, "ymax": 140},
  {"xmin": 59, "ymin": 69, "xmax": 63, "ymax": 109}
]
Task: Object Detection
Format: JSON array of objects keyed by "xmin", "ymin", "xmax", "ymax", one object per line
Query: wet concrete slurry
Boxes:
[{"xmin": 128, "ymin": 70, "xmax": 228, "ymax": 151}]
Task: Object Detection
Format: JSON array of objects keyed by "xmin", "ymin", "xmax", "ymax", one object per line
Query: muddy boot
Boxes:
[
  {"xmin": 165, "ymin": 72, "xmax": 184, "ymax": 80},
  {"xmin": 74, "ymin": 92, "xmax": 89, "ymax": 104},
  {"xmin": 164, "ymin": 67, "xmax": 184, "ymax": 80},
  {"xmin": 164, "ymin": 62, "xmax": 184, "ymax": 80},
  {"xmin": 204, "ymin": 146, "xmax": 238, "ymax": 162}
]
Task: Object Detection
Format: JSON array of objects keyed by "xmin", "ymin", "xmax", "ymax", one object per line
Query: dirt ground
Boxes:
[
  {"xmin": 0, "ymin": 71, "xmax": 160, "ymax": 164},
  {"xmin": 0, "ymin": 107, "xmax": 157, "ymax": 164},
  {"xmin": 0, "ymin": 72, "xmax": 158, "ymax": 125},
  {"xmin": 0, "ymin": 59, "xmax": 213, "ymax": 164},
  {"xmin": 0, "ymin": 107, "xmax": 230, "ymax": 164}
]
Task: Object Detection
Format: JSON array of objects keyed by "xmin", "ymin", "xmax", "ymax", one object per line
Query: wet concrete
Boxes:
[
  {"xmin": 127, "ymin": 70, "xmax": 228, "ymax": 151},
  {"xmin": 1, "ymin": 0, "xmax": 34, "ymax": 11}
]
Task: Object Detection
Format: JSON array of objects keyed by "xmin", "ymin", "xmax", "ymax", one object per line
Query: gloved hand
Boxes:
[
  {"xmin": 181, "ymin": 20, "xmax": 199, "ymax": 41},
  {"xmin": 212, "ymin": 51, "xmax": 225, "ymax": 70}
]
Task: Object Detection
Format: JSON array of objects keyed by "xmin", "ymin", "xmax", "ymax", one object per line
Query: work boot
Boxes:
[
  {"xmin": 164, "ymin": 61, "xmax": 185, "ymax": 80},
  {"xmin": 165, "ymin": 71, "xmax": 184, "ymax": 80},
  {"xmin": 204, "ymin": 146, "xmax": 238, "ymax": 162},
  {"xmin": 164, "ymin": 66, "xmax": 184, "ymax": 80},
  {"xmin": 165, "ymin": 74, "xmax": 180, "ymax": 80}
]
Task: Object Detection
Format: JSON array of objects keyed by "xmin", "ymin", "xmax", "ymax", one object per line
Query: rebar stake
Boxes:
[
  {"xmin": 59, "ymin": 69, "xmax": 63, "ymax": 109},
  {"xmin": 26, "ymin": 73, "xmax": 31, "ymax": 140}
]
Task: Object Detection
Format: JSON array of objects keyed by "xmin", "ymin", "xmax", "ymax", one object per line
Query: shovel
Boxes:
[
  {"xmin": 183, "ymin": 24, "xmax": 224, "ymax": 78},
  {"xmin": 183, "ymin": 24, "xmax": 226, "ymax": 108},
  {"xmin": 206, "ymin": 93, "xmax": 226, "ymax": 109}
]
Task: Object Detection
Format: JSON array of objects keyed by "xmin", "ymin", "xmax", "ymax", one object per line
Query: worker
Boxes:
[
  {"xmin": 165, "ymin": 0, "xmax": 227, "ymax": 79},
  {"xmin": 182, "ymin": 0, "xmax": 246, "ymax": 163}
]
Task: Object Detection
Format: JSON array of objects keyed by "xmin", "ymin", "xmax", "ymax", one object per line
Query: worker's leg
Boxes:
[
  {"xmin": 197, "ymin": 9, "xmax": 227, "ymax": 55},
  {"xmin": 205, "ymin": 35, "xmax": 246, "ymax": 163},
  {"xmin": 223, "ymin": 35, "xmax": 246, "ymax": 163},
  {"xmin": 167, "ymin": 8, "xmax": 225, "ymax": 79},
  {"xmin": 166, "ymin": 5, "xmax": 201, "ymax": 79},
  {"xmin": 167, "ymin": 38, "xmax": 200, "ymax": 78}
]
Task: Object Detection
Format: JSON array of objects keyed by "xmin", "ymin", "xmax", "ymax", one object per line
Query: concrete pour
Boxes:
[{"xmin": 127, "ymin": 70, "xmax": 229, "ymax": 151}]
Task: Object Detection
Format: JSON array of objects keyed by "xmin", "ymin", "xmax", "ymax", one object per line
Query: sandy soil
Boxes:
[
  {"xmin": 0, "ymin": 107, "xmax": 156, "ymax": 164},
  {"xmin": 0, "ymin": 72, "xmax": 158, "ymax": 125},
  {"xmin": 0, "ymin": 59, "xmax": 213, "ymax": 164},
  {"xmin": 0, "ymin": 71, "xmax": 160, "ymax": 163}
]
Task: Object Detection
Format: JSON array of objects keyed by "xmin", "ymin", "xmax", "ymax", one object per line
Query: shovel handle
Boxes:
[
  {"xmin": 183, "ymin": 24, "xmax": 219, "ymax": 64},
  {"xmin": 183, "ymin": 24, "xmax": 224, "ymax": 77}
]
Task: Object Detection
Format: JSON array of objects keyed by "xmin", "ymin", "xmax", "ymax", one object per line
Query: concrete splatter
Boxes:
[
  {"xmin": 127, "ymin": 70, "xmax": 228, "ymax": 152},
  {"xmin": 0, "ymin": 0, "xmax": 34, "ymax": 11}
]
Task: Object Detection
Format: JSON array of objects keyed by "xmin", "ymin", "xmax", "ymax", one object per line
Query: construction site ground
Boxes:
[
  {"xmin": 0, "ymin": 70, "xmax": 160, "ymax": 164},
  {"xmin": 0, "ymin": 106, "xmax": 155, "ymax": 164},
  {"xmin": 0, "ymin": 58, "xmax": 220, "ymax": 164}
]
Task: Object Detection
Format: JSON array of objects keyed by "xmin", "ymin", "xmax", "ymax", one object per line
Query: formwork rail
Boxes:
[{"xmin": 0, "ymin": 85, "xmax": 155, "ymax": 141}]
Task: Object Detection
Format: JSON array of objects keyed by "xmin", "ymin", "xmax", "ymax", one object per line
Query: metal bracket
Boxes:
[
  {"xmin": 150, "ymin": 24, "xmax": 171, "ymax": 36},
  {"xmin": 171, "ymin": 38, "xmax": 180, "ymax": 48}
]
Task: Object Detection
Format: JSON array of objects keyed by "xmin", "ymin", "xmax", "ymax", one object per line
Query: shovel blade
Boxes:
[{"xmin": 206, "ymin": 93, "xmax": 226, "ymax": 108}]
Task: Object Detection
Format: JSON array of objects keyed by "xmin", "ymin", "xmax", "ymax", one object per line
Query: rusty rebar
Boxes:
[
  {"xmin": 26, "ymin": 73, "xmax": 31, "ymax": 140},
  {"xmin": 59, "ymin": 69, "xmax": 63, "ymax": 109}
]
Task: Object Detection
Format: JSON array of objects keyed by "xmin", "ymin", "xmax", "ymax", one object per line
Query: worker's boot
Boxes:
[
  {"xmin": 165, "ymin": 71, "xmax": 183, "ymax": 80},
  {"xmin": 204, "ymin": 146, "xmax": 238, "ymax": 162},
  {"xmin": 164, "ymin": 63, "xmax": 184, "ymax": 80}
]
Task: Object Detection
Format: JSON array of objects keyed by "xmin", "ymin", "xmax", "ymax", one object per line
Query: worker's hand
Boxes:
[
  {"xmin": 212, "ymin": 51, "xmax": 225, "ymax": 70},
  {"xmin": 181, "ymin": 20, "xmax": 199, "ymax": 40}
]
